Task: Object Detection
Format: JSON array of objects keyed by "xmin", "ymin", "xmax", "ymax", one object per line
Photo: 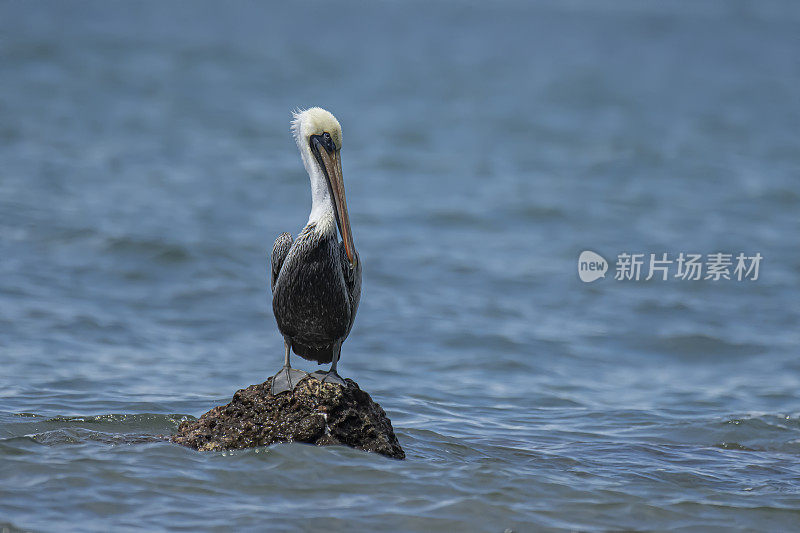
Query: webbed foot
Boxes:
[
  {"xmin": 270, "ymin": 366, "xmax": 308, "ymax": 395},
  {"xmin": 310, "ymin": 370, "xmax": 347, "ymax": 387}
]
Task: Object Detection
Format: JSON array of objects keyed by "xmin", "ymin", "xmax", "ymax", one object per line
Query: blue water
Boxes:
[{"xmin": 2, "ymin": 1, "xmax": 800, "ymax": 531}]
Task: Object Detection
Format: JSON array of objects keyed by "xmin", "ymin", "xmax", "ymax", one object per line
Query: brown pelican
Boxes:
[{"xmin": 269, "ymin": 108, "xmax": 361, "ymax": 395}]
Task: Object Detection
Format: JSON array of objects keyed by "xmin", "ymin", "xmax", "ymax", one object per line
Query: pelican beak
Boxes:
[{"xmin": 311, "ymin": 135, "xmax": 356, "ymax": 268}]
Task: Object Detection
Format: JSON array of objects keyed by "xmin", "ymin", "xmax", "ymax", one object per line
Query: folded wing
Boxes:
[{"xmin": 270, "ymin": 232, "xmax": 294, "ymax": 292}]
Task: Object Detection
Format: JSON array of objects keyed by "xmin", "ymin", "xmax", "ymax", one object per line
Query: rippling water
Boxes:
[{"xmin": 2, "ymin": 1, "xmax": 800, "ymax": 531}]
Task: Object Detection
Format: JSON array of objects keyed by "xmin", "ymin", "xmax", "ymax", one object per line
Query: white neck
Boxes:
[{"xmin": 299, "ymin": 142, "xmax": 336, "ymax": 235}]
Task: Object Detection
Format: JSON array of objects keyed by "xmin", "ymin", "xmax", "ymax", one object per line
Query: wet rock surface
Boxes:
[{"xmin": 171, "ymin": 376, "xmax": 405, "ymax": 459}]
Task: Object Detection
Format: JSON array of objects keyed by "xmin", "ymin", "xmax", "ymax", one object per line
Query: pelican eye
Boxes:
[
  {"xmin": 310, "ymin": 132, "xmax": 337, "ymax": 154},
  {"xmin": 322, "ymin": 132, "xmax": 335, "ymax": 151}
]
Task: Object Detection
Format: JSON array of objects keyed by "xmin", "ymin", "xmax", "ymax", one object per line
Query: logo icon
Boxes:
[{"xmin": 578, "ymin": 250, "xmax": 608, "ymax": 282}]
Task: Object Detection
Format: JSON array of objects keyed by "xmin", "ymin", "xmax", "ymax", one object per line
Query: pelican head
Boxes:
[{"xmin": 291, "ymin": 107, "xmax": 356, "ymax": 268}]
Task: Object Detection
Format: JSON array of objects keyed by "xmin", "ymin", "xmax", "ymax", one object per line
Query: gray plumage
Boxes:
[
  {"xmin": 271, "ymin": 232, "xmax": 293, "ymax": 291},
  {"xmin": 270, "ymin": 223, "xmax": 362, "ymax": 365}
]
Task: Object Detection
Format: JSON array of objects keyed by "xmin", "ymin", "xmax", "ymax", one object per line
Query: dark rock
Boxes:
[{"xmin": 171, "ymin": 376, "xmax": 405, "ymax": 460}]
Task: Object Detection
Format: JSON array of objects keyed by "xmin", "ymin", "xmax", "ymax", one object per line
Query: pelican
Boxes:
[{"xmin": 269, "ymin": 108, "xmax": 361, "ymax": 395}]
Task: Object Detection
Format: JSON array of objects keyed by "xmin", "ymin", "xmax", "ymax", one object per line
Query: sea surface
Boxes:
[{"xmin": 1, "ymin": 1, "xmax": 799, "ymax": 531}]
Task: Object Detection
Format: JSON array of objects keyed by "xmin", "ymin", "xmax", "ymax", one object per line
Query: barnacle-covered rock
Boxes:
[{"xmin": 171, "ymin": 376, "xmax": 404, "ymax": 459}]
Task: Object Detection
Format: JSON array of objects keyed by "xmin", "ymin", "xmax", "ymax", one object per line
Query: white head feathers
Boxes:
[
  {"xmin": 291, "ymin": 107, "xmax": 343, "ymax": 151},
  {"xmin": 291, "ymin": 107, "xmax": 344, "ymax": 230}
]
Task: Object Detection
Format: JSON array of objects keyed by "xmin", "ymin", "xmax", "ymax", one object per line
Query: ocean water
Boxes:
[{"xmin": 1, "ymin": 1, "xmax": 800, "ymax": 531}]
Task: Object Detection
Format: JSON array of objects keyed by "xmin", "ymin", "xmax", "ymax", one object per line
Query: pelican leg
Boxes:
[
  {"xmin": 311, "ymin": 343, "xmax": 347, "ymax": 387},
  {"xmin": 270, "ymin": 339, "xmax": 308, "ymax": 395}
]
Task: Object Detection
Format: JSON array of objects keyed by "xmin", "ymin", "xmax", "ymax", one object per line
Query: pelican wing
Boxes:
[
  {"xmin": 270, "ymin": 232, "xmax": 294, "ymax": 292},
  {"xmin": 339, "ymin": 241, "xmax": 362, "ymax": 327}
]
